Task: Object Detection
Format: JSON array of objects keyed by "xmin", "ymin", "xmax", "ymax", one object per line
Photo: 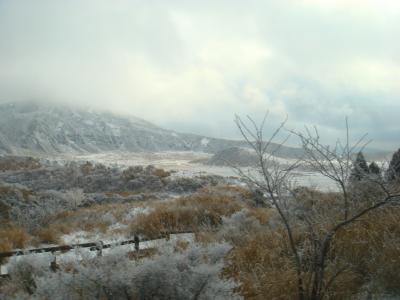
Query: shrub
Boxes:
[
  {"xmin": 0, "ymin": 225, "xmax": 29, "ymax": 265},
  {"xmin": 0, "ymin": 225, "xmax": 29, "ymax": 249},
  {"xmin": 33, "ymin": 228, "xmax": 60, "ymax": 244},
  {"xmin": 2, "ymin": 242, "xmax": 242, "ymax": 300},
  {"xmin": 224, "ymin": 230, "xmax": 298, "ymax": 299},
  {"xmin": 153, "ymin": 168, "xmax": 171, "ymax": 178},
  {"xmin": 130, "ymin": 187, "xmax": 245, "ymax": 238},
  {"xmin": 333, "ymin": 206, "xmax": 400, "ymax": 297}
]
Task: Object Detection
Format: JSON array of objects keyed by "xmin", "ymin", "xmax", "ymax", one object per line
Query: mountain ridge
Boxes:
[
  {"xmin": 0, "ymin": 101, "xmax": 253, "ymax": 155},
  {"xmin": 0, "ymin": 101, "xmax": 391, "ymax": 161}
]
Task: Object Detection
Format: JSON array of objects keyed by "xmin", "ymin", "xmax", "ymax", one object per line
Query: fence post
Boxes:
[
  {"xmin": 134, "ymin": 235, "xmax": 140, "ymax": 252},
  {"xmin": 50, "ymin": 254, "xmax": 59, "ymax": 272},
  {"xmin": 97, "ymin": 241, "xmax": 104, "ymax": 257}
]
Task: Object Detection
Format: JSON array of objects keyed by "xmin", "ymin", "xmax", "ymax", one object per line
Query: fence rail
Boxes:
[{"xmin": 0, "ymin": 230, "xmax": 196, "ymax": 278}]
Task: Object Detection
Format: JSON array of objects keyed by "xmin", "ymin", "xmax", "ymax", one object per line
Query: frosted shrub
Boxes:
[
  {"xmin": 63, "ymin": 188, "xmax": 85, "ymax": 209},
  {"xmin": 2, "ymin": 242, "xmax": 241, "ymax": 300},
  {"xmin": 4, "ymin": 254, "xmax": 53, "ymax": 296},
  {"xmin": 218, "ymin": 209, "xmax": 262, "ymax": 243},
  {"xmin": 10, "ymin": 190, "xmax": 67, "ymax": 232}
]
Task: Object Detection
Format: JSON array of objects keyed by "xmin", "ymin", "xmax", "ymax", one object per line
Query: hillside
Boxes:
[{"xmin": 0, "ymin": 101, "xmax": 303, "ymax": 158}]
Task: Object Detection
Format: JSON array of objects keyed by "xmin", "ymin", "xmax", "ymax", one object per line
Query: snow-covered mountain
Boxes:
[
  {"xmin": 0, "ymin": 101, "xmax": 253, "ymax": 155},
  {"xmin": 0, "ymin": 101, "xmax": 391, "ymax": 162}
]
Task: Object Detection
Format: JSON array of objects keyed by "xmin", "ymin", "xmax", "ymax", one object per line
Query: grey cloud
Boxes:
[{"xmin": 0, "ymin": 0, "xmax": 399, "ymax": 150}]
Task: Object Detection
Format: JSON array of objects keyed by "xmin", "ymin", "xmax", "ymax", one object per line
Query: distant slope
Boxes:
[
  {"xmin": 205, "ymin": 147, "xmax": 258, "ymax": 167},
  {"xmin": 0, "ymin": 101, "xmax": 313, "ymax": 158}
]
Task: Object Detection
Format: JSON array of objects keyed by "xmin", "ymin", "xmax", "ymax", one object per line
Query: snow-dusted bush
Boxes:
[
  {"xmin": 2, "ymin": 242, "xmax": 241, "ymax": 300},
  {"xmin": 10, "ymin": 190, "xmax": 68, "ymax": 232},
  {"xmin": 218, "ymin": 209, "xmax": 262, "ymax": 243},
  {"xmin": 2, "ymin": 254, "xmax": 54, "ymax": 297},
  {"xmin": 63, "ymin": 188, "xmax": 85, "ymax": 209}
]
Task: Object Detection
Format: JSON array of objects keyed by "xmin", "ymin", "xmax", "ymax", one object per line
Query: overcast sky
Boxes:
[{"xmin": 0, "ymin": 0, "xmax": 399, "ymax": 150}]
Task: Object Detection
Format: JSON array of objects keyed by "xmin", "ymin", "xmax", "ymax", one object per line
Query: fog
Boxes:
[{"xmin": 0, "ymin": 0, "xmax": 399, "ymax": 149}]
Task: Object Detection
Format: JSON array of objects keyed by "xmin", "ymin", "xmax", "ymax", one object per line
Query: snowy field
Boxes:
[
  {"xmin": 48, "ymin": 151, "xmax": 338, "ymax": 191},
  {"xmin": 0, "ymin": 151, "xmax": 338, "ymax": 276}
]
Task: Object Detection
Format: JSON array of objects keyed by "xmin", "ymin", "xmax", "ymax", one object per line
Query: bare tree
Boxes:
[{"xmin": 234, "ymin": 113, "xmax": 400, "ymax": 300}]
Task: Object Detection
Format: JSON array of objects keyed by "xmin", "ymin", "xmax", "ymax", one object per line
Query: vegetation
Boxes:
[
  {"xmin": 0, "ymin": 156, "xmax": 41, "ymax": 172},
  {"xmin": 1, "ymin": 242, "xmax": 241, "ymax": 300},
  {"xmin": 1, "ymin": 124, "xmax": 400, "ymax": 299},
  {"xmin": 232, "ymin": 114, "xmax": 400, "ymax": 300},
  {"xmin": 387, "ymin": 148, "xmax": 400, "ymax": 181},
  {"xmin": 130, "ymin": 186, "xmax": 247, "ymax": 238},
  {"xmin": 349, "ymin": 152, "xmax": 369, "ymax": 182}
]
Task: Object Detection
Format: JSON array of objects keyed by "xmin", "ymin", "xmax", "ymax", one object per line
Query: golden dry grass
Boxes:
[
  {"xmin": 2, "ymin": 182, "xmax": 398, "ymax": 299},
  {"xmin": 224, "ymin": 230, "xmax": 299, "ymax": 300},
  {"xmin": 0, "ymin": 225, "xmax": 29, "ymax": 252},
  {"xmin": 0, "ymin": 185, "xmax": 35, "ymax": 202},
  {"xmin": 33, "ymin": 227, "xmax": 61, "ymax": 244},
  {"xmin": 222, "ymin": 194, "xmax": 400, "ymax": 299},
  {"xmin": 153, "ymin": 168, "xmax": 171, "ymax": 178},
  {"xmin": 130, "ymin": 187, "xmax": 246, "ymax": 238},
  {"xmin": 331, "ymin": 206, "xmax": 400, "ymax": 296},
  {"xmin": 27, "ymin": 203, "xmax": 143, "ymax": 245}
]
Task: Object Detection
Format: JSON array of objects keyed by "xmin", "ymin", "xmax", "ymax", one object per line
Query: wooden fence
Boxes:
[{"xmin": 0, "ymin": 230, "xmax": 195, "ymax": 279}]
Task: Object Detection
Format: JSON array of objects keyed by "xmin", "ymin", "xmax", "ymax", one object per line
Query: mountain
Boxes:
[
  {"xmin": 0, "ymin": 101, "xmax": 255, "ymax": 155},
  {"xmin": 204, "ymin": 147, "xmax": 258, "ymax": 167},
  {"xmin": 2, "ymin": 101, "xmax": 386, "ymax": 161}
]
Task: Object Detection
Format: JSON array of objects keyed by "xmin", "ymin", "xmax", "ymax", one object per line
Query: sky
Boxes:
[{"xmin": 0, "ymin": 0, "xmax": 399, "ymax": 150}]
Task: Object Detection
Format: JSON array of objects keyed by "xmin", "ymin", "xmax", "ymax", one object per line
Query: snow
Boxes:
[
  {"xmin": 61, "ymin": 206, "xmax": 151, "ymax": 245},
  {"xmin": 43, "ymin": 151, "xmax": 338, "ymax": 191},
  {"xmin": 201, "ymin": 138, "xmax": 210, "ymax": 146},
  {"xmin": 123, "ymin": 206, "xmax": 151, "ymax": 222},
  {"xmin": 1, "ymin": 233, "xmax": 195, "ymax": 275},
  {"xmin": 84, "ymin": 120, "xmax": 94, "ymax": 126}
]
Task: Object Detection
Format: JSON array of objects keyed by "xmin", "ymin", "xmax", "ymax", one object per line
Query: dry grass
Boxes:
[
  {"xmin": 2, "ymin": 181, "xmax": 397, "ymax": 299},
  {"xmin": 26, "ymin": 203, "xmax": 143, "ymax": 245},
  {"xmin": 130, "ymin": 187, "xmax": 246, "ymax": 238},
  {"xmin": 0, "ymin": 225, "xmax": 29, "ymax": 252},
  {"xmin": 247, "ymin": 207, "xmax": 272, "ymax": 225},
  {"xmin": 218, "ymin": 185, "xmax": 253, "ymax": 200},
  {"xmin": 332, "ymin": 206, "xmax": 400, "ymax": 296},
  {"xmin": 104, "ymin": 191, "xmax": 140, "ymax": 198},
  {"xmin": 127, "ymin": 248, "xmax": 159, "ymax": 261},
  {"xmin": 0, "ymin": 185, "xmax": 34, "ymax": 202},
  {"xmin": 224, "ymin": 230, "xmax": 298, "ymax": 300},
  {"xmin": 0, "ymin": 157, "xmax": 41, "ymax": 171},
  {"xmin": 221, "ymin": 192, "xmax": 400, "ymax": 300},
  {"xmin": 194, "ymin": 231, "xmax": 218, "ymax": 244},
  {"xmin": 33, "ymin": 228, "xmax": 61, "ymax": 244},
  {"xmin": 153, "ymin": 168, "xmax": 170, "ymax": 178}
]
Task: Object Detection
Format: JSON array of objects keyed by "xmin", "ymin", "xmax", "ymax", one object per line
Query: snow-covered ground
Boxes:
[
  {"xmin": 47, "ymin": 151, "xmax": 338, "ymax": 191},
  {"xmin": 0, "ymin": 151, "xmax": 340, "ymax": 275},
  {"xmin": 1, "ymin": 233, "xmax": 195, "ymax": 275},
  {"xmin": 62, "ymin": 206, "xmax": 151, "ymax": 245}
]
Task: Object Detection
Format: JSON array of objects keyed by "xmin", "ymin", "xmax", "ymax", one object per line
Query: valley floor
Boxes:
[{"xmin": 50, "ymin": 151, "xmax": 338, "ymax": 191}]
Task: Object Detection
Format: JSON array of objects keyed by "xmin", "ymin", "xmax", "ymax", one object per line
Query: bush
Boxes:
[
  {"xmin": 130, "ymin": 187, "xmax": 245, "ymax": 238},
  {"xmin": 0, "ymin": 225, "xmax": 29, "ymax": 250},
  {"xmin": 33, "ymin": 228, "xmax": 60, "ymax": 244},
  {"xmin": 153, "ymin": 168, "xmax": 171, "ymax": 178},
  {"xmin": 1, "ymin": 242, "xmax": 242, "ymax": 300},
  {"xmin": 333, "ymin": 206, "xmax": 400, "ymax": 297},
  {"xmin": 224, "ymin": 230, "xmax": 298, "ymax": 299}
]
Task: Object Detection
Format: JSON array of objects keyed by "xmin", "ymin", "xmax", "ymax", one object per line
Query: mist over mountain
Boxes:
[
  {"xmin": 0, "ymin": 101, "xmax": 391, "ymax": 162},
  {"xmin": 0, "ymin": 101, "xmax": 247, "ymax": 156}
]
